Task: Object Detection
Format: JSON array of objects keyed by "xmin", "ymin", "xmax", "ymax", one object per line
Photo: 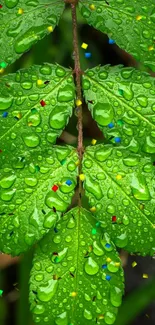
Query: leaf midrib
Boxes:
[
  {"xmin": 84, "ymin": 74, "xmax": 155, "ymax": 129},
  {"xmin": 86, "ymin": 150, "xmax": 154, "ymax": 229},
  {"xmin": 0, "ymin": 71, "xmax": 72, "ymax": 141}
]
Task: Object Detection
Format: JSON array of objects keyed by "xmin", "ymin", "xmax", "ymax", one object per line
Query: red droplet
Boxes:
[
  {"xmin": 0, "ymin": 149, "xmax": 2, "ymax": 153},
  {"xmin": 40, "ymin": 100, "xmax": 46, "ymax": 107},
  {"xmin": 0, "ymin": 4, "xmax": 3, "ymax": 9},
  {"xmin": 112, "ymin": 216, "xmax": 117, "ymax": 222},
  {"xmin": 52, "ymin": 185, "xmax": 59, "ymax": 192}
]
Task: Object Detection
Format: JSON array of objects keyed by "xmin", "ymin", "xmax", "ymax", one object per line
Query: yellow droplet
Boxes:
[
  {"xmin": 28, "ymin": 122, "xmax": 32, "ymax": 127},
  {"xmin": 81, "ymin": 42, "xmax": 88, "ymax": 49},
  {"xmin": 76, "ymin": 99, "xmax": 82, "ymax": 106},
  {"xmin": 0, "ymin": 68, "xmax": 4, "ymax": 74},
  {"xmin": 90, "ymin": 206, "xmax": 96, "ymax": 212},
  {"xmin": 148, "ymin": 45, "xmax": 154, "ymax": 51},
  {"xmin": 18, "ymin": 8, "xmax": 24, "ymax": 14},
  {"xmin": 136, "ymin": 15, "xmax": 142, "ymax": 21},
  {"xmin": 79, "ymin": 174, "xmax": 85, "ymax": 181},
  {"xmin": 116, "ymin": 174, "xmax": 122, "ymax": 180},
  {"xmin": 89, "ymin": 4, "xmax": 96, "ymax": 10},
  {"xmin": 88, "ymin": 245, "xmax": 93, "ymax": 252},
  {"xmin": 75, "ymin": 160, "xmax": 80, "ymax": 166},
  {"xmin": 98, "ymin": 315, "xmax": 104, "ymax": 320},
  {"xmin": 37, "ymin": 79, "xmax": 43, "ymax": 86},
  {"xmin": 47, "ymin": 26, "xmax": 53, "ymax": 32},
  {"xmin": 71, "ymin": 292, "xmax": 77, "ymax": 297},
  {"xmin": 115, "ymin": 262, "xmax": 120, "ymax": 267},
  {"xmin": 17, "ymin": 113, "xmax": 22, "ymax": 119},
  {"xmin": 143, "ymin": 273, "xmax": 148, "ymax": 279},
  {"xmin": 91, "ymin": 139, "xmax": 97, "ymax": 145},
  {"xmin": 132, "ymin": 261, "xmax": 137, "ymax": 268},
  {"xmin": 58, "ymin": 182, "xmax": 62, "ymax": 186},
  {"xmin": 106, "ymin": 257, "xmax": 111, "ymax": 263}
]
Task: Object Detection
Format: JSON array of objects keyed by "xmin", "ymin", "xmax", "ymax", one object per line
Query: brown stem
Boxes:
[{"xmin": 71, "ymin": 2, "xmax": 84, "ymax": 206}]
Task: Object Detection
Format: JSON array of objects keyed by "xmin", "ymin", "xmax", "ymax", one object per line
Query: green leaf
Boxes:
[
  {"xmin": 0, "ymin": 63, "xmax": 75, "ymax": 155},
  {"xmin": 29, "ymin": 207, "xmax": 124, "ymax": 325},
  {"xmin": 78, "ymin": 0, "xmax": 155, "ymax": 71},
  {"xmin": 82, "ymin": 144, "xmax": 155, "ymax": 255},
  {"xmin": 82, "ymin": 65, "xmax": 155, "ymax": 154},
  {"xmin": 0, "ymin": 145, "xmax": 78, "ymax": 255},
  {"xmin": 0, "ymin": 0, "xmax": 64, "ymax": 67}
]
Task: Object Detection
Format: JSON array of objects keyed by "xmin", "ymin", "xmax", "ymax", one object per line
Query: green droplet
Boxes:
[
  {"xmin": 110, "ymin": 286, "xmax": 122, "ymax": 307},
  {"xmin": 105, "ymin": 311, "xmax": 116, "ymax": 324},
  {"xmin": 56, "ymin": 66, "xmax": 66, "ymax": 77},
  {"xmin": 85, "ymin": 176, "xmax": 102, "ymax": 199},
  {"xmin": 115, "ymin": 232, "xmax": 128, "ymax": 248},
  {"xmin": 93, "ymin": 102, "xmax": 114, "ymax": 126},
  {"xmin": 37, "ymin": 279, "xmax": 58, "ymax": 302},
  {"xmin": 5, "ymin": 0, "xmax": 19, "ymax": 8},
  {"xmin": 55, "ymin": 312, "xmax": 68, "ymax": 325},
  {"xmin": 93, "ymin": 241, "xmax": 104, "ymax": 256},
  {"xmin": 123, "ymin": 157, "xmax": 139, "ymax": 167},
  {"xmin": 0, "ymin": 189, "xmax": 16, "ymax": 201},
  {"xmin": 0, "ymin": 175, "xmax": 16, "ymax": 189},
  {"xmin": 131, "ymin": 174, "xmax": 151, "ymax": 200},
  {"xmin": 22, "ymin": 134, "xmax": 40, "ymax": 148},
  {"xmin": 58, "ymin": 85, "xmax": 74, "ymax": 102},
  {"xmin": 84, "ymin": 309, "xmax": 93, "ymax": 320},
  {"xmin": 67, "ymin": 217, "xmax": 76, "ymax": 229},
  {"xmin": 49, "ymin": 105, "xmax": 68, "ymax": 129},
  {"xmin": 95, "ymin": 146, "xmax": 112, "ymax": 162},
  {"xmin": 84, "ymin": 257, "xmax": 99, "ymax": 275},
  {"xmin": 0, "ymin": 96, "xmax": 13, "ymax": 110},
  {"xmin": 15, "ymin": 26, "xmax": 47, "ymax": 54},
  {"xmin": 33, "ymin": 304, "xmax": 45, "ymax": 315},
  {"xmin": 43, "ymin": 212, "xmax": 57, "ymax": 229},
  {"xmin": 45, "ymin": 191, "xmax": 68, "ymax": 212},
  {"xmin": 24, "ymin": 177, "xmax": 37, "ymax": 187}
]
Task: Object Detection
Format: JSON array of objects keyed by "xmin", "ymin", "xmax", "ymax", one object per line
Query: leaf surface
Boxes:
[
  {"xmin": 82, "ymin": 144, "xmax": 155, "ymax": 255},
  {"xmin": 79, "ymin": 0, "xmax": 155, "ymax": 71},
  {"xmin": 0, "ymin": 0, "xmax": 64, "ymax": 66},
  {"xmin": 0, "ymin": 63, "xmax": 75, "ymax": 156},
  {"xmin": 30, "ymin": 207, "xmax": 124, "ymax": 325},
  {"xmin": 82, "ymin": 65, "xmax": 155, "ymax": 154},
  {"xmin": 0, "ymin": 145, "xmax": 78, "ymax": 255}
]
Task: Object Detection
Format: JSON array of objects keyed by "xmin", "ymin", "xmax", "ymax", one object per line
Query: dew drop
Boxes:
[
  {"xmin": 84, "ymin": 257, "xmax": 99, "ymax": 275},
  {"xmin": 93, "ymin": 102, "xmax": 114, "ymax": 126},
  {"xmin": 37, "ymin": 279, "xmax": 58, "ymax": 302}
]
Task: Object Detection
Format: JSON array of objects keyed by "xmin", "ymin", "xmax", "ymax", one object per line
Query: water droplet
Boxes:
[
  {"xmin": 95, "ymin": 146, "xmax": 112, "ymax": 162},
  {"xmin": 45, "ymin": 191, "xmax": 68, "ymax": 211},
  {"xmin": 84, "ymin": 309, "xmax": 93, "ymax": 320},
  {"xmin": 0, "ymin": 189, "xmax": 16, "ymax": 201},
  {"xmin": 115, "ymin": 232, "xmax": 128, "ymax": 248},
  {"xmin": 51, "ymin": 248, "xmax": 68, "ymax": 263},
  {"xmin": 22, "ymin": 134, "xmax": 40, "ymax": 148},
  {"xmin": 93, "ymin": 241, "xmax": 104, "ymax": 256},
  {"xmin": 57, "ymin": 85, "xmax": 74, "ymax": 102},
  {"xmin": 0, "ymin": 96, "xmax": 13, "ymax": 110},
  {"xmin": 123, "ymin": 156, "xmax": 139, "ymax": 166},
  {"xmin": 56, "ymin": 66, "xmax": 66, "ymax": 77},
  {"xmin": 5, "ymin": 0, "xmax": 19, "ymax": 8},
  {"xmin": 29, "ymin": 208, "xmax": 40, "ymax": 227},
  {"xmin": 93, "ymin": 102, "xmax": 114, "ymax": 126},
  {"xmin": 37, "ymin": 279, "xmax": 58, "ymax": 302},
  {"xmin": 43, "ymin": 212, "xmax": 57, "ymax": 228},
  {"xmin": 27, "ymin": 111, "xmax": 41, "ymax": 126},
  {"xmin": 105, "ymin": 311, "xmax": 116, "ymax": 324},
  {"xmin": 136, "ymin": 95, "xmax": 148, "ymax": 107},
  {"xmin": 85, "ymin": 176, "xmax": 102, "ymax": 199},
  {"xmin": 24, "ymin": 177, "xmax": 37, "ymax": 187},
  {"xmin": 67, "ymin": 217, "xmax": 76, "ymax": 229},
  {"xmin": 143, "ymin": 136, "xmax": 155, "ymax": 153},
  {"xmin": 131, "ymin": 174, "xmax": 151, "ymax": 200},
  {"xmin": 21, "ymin": 81, "xmax": 32, "ymax": 90},
  {"xmin": 84, "ymin": 257, "xmax": 99, "ymax": 275},
  {"xmin": 33, "ymin": 304, "xmax": 45, "ymax": 315},
  {"xmin": 0, "ymin": 175, "xmax": 16, "ymax": 189},
  {"xmin": 110, "ymin": 286, "xmax": 122, "ymax": 307},
  {"xmin": 49, "ymin": 105, "xmax": 68, "ymax": 129},
  {"xmin": 55, "ymin": 312, "xmax": 68, "ymax": 325}
]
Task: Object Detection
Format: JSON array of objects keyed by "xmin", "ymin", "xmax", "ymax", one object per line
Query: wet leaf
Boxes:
[
  {"xmin": 79, "ymin": 0, "xmax": 155, "ymax": 71},
  {"xmin": 0, "ymin": 63, "xmax": 75, "ymax": 156},
  {"xmin": 30, "ymin": 207, "xmax": 124, "ymax": 325},
  {"xmin": 82, "ymin": 144, "xmax": 155, "ymax": 256},
  {"xmin": 0, "ymin": 145, "xmax": 78, "ymax": 255},
  {"xmin": 82, "ymin": 65, "xmax": 155, "ymax": 154},
  {"xmin": 0, "ymin": 0, "xmax": 64, "ymax": 66}
]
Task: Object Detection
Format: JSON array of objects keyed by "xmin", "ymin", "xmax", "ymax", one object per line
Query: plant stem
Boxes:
[{"xmin": 71, "ymin": 2, "xmax": 84, "ymax": 206}]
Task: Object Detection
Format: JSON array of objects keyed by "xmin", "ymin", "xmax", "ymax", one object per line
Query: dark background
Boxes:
[{"xmin": 0, "ymin": 5, "xmax": 155, "ymax": 325}]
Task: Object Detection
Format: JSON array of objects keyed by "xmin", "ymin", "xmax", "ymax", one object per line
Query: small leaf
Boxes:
[
  {"xmin": 82, "ymin": 144, "xmax": 155, "ymax": 255},
  {"xmin": 0, "ymin": 145, "xmax": 78, "ymax": 255},
  {"xmin": 0, "ymin": 64, "xmax": 75, "ymax": 156},
  {"xmin": 0, "ymin": 0, "xmax": 64, "ymax": 66},
  {"xmin": 82, "ymin": 65, "xmax": 155, "ymax": 154},
  {"xmin": 30, "ymin": 207, "xmax": 124, "ymax": 325},
  {"xmin": 79, "ymin": 0, "xmax": 155, "ymax": 70}
]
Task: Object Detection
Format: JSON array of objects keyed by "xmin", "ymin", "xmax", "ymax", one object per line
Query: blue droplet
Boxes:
[
  {"xmin": 105, "ymin": 243, "xmax": 111, "ymax": 248},
  {"xmin": 54, "ymin": 227, "xmax": 58, "ymax": 233},
  {"xmin": 85, "ymin": 52, "xmax": 92, "ymax": 58},
  {"xmin": 109, "ymin": 39, "xmax": 115, "ymax": 44},
  {"xmin": 102, "ymin": 264, "xmax": 107, "ymax": 269},
  {"xmin": 2, "ymin": 112, "xmax": 8, "ymax": 118},
  {"xmin": 114, "ymin": 137, "xmax": 121, "ymax": 143},
  {"xmin": 106, "ymin": 275, "xmax": 111, "ymax": 281},
  {"xmin": 108, "ymin": 122, "xmax": 114, "ymax": 128},
  {"xmin": 66, "ymin": 180, "xmax": 72, "ymax": 186}
]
